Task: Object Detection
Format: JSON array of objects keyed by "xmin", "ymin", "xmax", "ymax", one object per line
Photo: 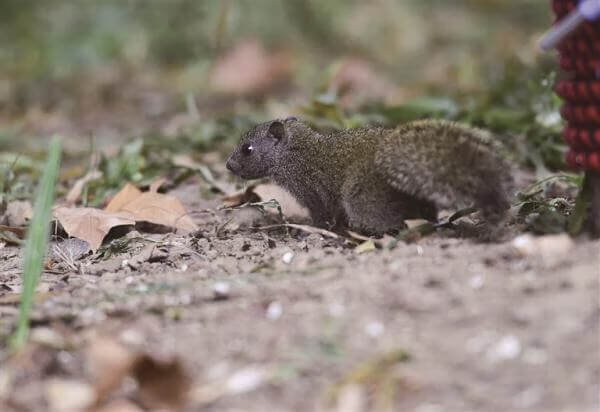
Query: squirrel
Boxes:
[{"xmin": 226, "ymin": 117, "xmax": 513, "ymax": 235}]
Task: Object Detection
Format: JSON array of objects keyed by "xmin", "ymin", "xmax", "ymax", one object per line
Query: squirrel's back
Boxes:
[{"xmin": 375, "ymin": 119, "xmax": 513, "ymax": 220}]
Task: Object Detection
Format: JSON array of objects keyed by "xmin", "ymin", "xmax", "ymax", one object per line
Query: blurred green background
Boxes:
[
  {"xmin": 1, "ymin": 0, "xmax": 579, "ymax": 234},
  {"xmin": 0, "ymin": 0, "xmax": 563, "ymax": 168}
]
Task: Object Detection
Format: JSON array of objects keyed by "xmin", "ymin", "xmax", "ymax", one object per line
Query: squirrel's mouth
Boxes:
[
  {"xmin": 226, "ymin": 158, "xmax": 240, "ymax": 174},
  {"xmin": 226, "ymin": 159, "xmax": 252, "ymax": 179}
]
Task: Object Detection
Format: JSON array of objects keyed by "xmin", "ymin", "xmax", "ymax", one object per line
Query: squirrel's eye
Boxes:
[{"xmin": 241, "ymin": 144, "xmax": 254, "ymax": 155}]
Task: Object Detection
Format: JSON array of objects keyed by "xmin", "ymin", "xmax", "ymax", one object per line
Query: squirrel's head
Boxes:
[{"xmin": 226, "ymin": 117, "xmax": 299, "ymax": 179}]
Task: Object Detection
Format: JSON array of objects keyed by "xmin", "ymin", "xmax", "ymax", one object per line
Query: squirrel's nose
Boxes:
[{"xmin": 226, "ymin": 159, "xmax": 236, "ymax": 173}]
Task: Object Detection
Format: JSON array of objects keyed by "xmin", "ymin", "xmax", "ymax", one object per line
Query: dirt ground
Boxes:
[{"xmin": 0, "ymin": 177, "xmax": 598, "ymax": 412}]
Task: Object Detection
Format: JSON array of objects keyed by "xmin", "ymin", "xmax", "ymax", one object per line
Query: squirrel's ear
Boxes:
[{"xmin": 268, "ymin": 121, "xmax": 286, "ymax": 142}]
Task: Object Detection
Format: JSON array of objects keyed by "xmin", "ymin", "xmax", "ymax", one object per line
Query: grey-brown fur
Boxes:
[{"xmin": 226, "ymin": 117, "xmax": 513, "ymax": 235}]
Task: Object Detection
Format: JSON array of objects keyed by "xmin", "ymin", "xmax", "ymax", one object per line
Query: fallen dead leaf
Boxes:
[
  {"xmin": 118, "ymin": 192, "xmax": 198, "ymax": 233},
  {"xmin": 87, "ymin": 337, "xmax": 138, "ymax": 403},
  {"xmin": 0, "ymin": 225, "xmax": 26, "ymax": 245},
  {"xmin": 209, "ymin": 39, "xmax": 291, "ymax": 96},
  {"xmin": 53, "ymin": 207, "xmax": 135, "ymax": 251},
  {"xmin": 106, "ymin": 183, "xmax": 198, "ymax": 233},
  {"xmin": 92, "ymin": 399, "xmax": 144, "ymax": 412},
  {"xmin": 355, "ymin": 240, "xmax": 376, "ymax": 254},
  {"xmin": 86, "ymin": 336, "xmax": 190, "ymax": 411},
  {"xmin": 5, "ymin": 200, "xmax": 33, "ymax": 226},
  {"xmin": 221, "ymin": 184, "xmax": 261, "ymax": 208},
  {"xmin": 133, "ymin": 355, "xmax": 191, "ymax": 411},
  {"xmin": 0, "ymin": 224, "xmax": 27, "ymax": 238},
  {"xmin": 105, "ymin": 183, "xmax": 142, "ymax": 213}
]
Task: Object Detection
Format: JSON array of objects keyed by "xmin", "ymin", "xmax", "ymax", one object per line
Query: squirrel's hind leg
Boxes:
[{"xmin": 341, "ymin": 178, "xmax": 411, "ymax": 235}]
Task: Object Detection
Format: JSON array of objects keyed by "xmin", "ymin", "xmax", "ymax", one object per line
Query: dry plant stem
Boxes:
[{"xmin": 258, "ymin": 223, "xmax": 339, "ymax": 239}]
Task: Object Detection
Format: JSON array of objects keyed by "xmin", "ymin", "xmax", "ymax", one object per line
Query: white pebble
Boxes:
[
  {"xmin": 282, "ymin": 251, "xmax": 294, "ymax": 264},
  {"xmin": 266, "ymin": 301, "xmax": 283, "ymax": 320},
  {"xmin": 365, "ymin": 321, "xmax": 384, "ymax": 338},
  {"xmin": 226, "ymin": 367, "xmax": 265, "ymax": 394},
  {"xmin": 487, "ymin": 335, "xmax": 521, "ymax": 362},
  {"xmin": 469, "ymin": 275, "xmax": 485, "ymax": 290},
  {"xmin": 213, "ymin": 282, "xmax": 231, "ymax": 299}
]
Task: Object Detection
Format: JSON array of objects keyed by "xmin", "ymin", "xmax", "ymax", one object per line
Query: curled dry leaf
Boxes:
[
  {"xmin": 87, "ymin": 337, "xmax": 190, "ymax": 411},
  {"xmin": 87, "ymin": 337, "xmax": 138, "ymax": 403},
  {"xmin": 53, "ymin": 207, "xmax": 135, "ymax": 251},
  {"xmin": 92, "ymin": 399, "xmax": 144, "ymax": 412},
  {"xmin": 118, "ymin": 192, "xmax": 198, "ymax": 233},
  {"xmin": 5, "ymin": 200, "xmax": 33, "ymax": 226},
  {"xmin": 106, "ymin": 183, "xmax": 198, "ymax": 233},
  {"xmin": 105, "ymin": 183, "xmax": 142, "ymax": 213},
  {"xmin": 0, "ymin": 225, "xmax": 27, "ymax": 245},
  {"xmin": 132, "ymin": 355, "xmax": 191, "ymax": 411},
  {"xmin": 221, "ymin": 184, "xmax": 261, "ymax": 208},
  {"xmin": 209, "ymin": 39, "xmax": 291, "ymax": 96}
]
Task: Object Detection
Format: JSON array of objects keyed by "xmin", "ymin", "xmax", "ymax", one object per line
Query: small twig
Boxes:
[{"xmin": 257, "ymin": 223, "xmax": 339, "ymax": 239}]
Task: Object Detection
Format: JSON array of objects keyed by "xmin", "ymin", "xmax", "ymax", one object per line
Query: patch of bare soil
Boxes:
[{"xmin": 0, "ymin": 181, "xmax": 598, "ymax": 412}]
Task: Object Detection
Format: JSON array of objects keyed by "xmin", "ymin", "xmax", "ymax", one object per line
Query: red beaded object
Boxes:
[{"xmin": 553, "ymin": 0, "xmax": 600, "ymax": 171}]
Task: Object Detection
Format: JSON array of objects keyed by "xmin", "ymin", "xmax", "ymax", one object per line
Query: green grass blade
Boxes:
[{"xmin": 9, "ymin": 136, "xmax": 62, "ymax": 350}]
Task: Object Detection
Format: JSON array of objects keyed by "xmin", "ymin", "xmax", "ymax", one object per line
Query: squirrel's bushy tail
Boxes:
[{"xmin": 375, "ymin": 119, "xmax": 513, "ymax": 221}]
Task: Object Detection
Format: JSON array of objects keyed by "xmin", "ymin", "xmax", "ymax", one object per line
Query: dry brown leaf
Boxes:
[
  {"xmin": 53, "ymin": 207, "xmax": 135, "ymax": 251},
  {"xmin": 221, "ymin": 184, "xmax": 261, "ymax": 208},
  {"xmin": 105, "ymin": 183, "xmax": 142, "ymax": 213},
  {"xmin": 133, "ymin": 355, "xmax": 190, "ymax": 411},
  {"xmin": 209, "ymin": 39, "xmax": 291, "ymax": 96},
  {"xmin": 118, "ymin": 192, "xmax": 198, "ymax": 233},
  {"xmin": 330, "ymin": 57, "xmax": 402, "ymax": 108},
  {"xmin": 5, "ymin": 200, "xmax": 33, "ymax": 226},
  {"xmin": 0, "ymin": 224, "xmax": 27, "ymax": 240},
  {"xmin": 92, "ymin": 399, "xmax": 144, "ymax": 412},
  {"xmin": 87, "ymin": 337, "xmax": 190, "ymax": 411},
  {"xmin": 87, "ymin": 337, "xmax": 138, "ymax": 403},
  {"xmin": 106, "ymin": 183, "xmax": 197, "ymax": 233}
]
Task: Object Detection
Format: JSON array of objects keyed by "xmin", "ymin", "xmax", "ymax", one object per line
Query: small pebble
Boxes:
[
  {"xmin": 213, "ymin": 282, "xmax": 231, "ymax": 300},
  {"xmin": 282, "ymin": 251, "xmax": 294, "ymax": 264},
  {"xmin": 469, "ymin": 275, "xmax": 485, "ymax": 290},
  {"xmin": 226, "ymin": 367, "xmax": 265, "ymax": 394},
  {"xmin": 365, "ymin": 321, "xmax": 384, "ymax": 338},
  {"xmin": 486, "ymin": 335, "xmax": 521, "ymax": 362},
  {"xmin": 266, "ymin": 301, "xmax": 283, "ymax": 320}
]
